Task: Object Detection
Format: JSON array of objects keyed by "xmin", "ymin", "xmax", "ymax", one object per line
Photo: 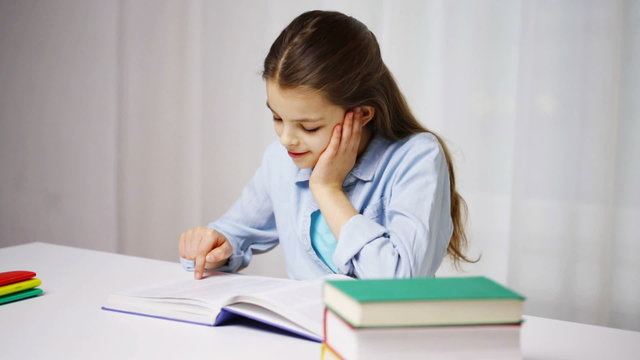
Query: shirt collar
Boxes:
[{"xmin": 295, "ymin": 135, "xmax": 389, "ymax": 185}]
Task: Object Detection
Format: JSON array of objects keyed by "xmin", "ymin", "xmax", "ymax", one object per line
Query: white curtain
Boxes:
[{"xmin": 0, "ymin": 0, "xmax": 638, "ymax": 331}]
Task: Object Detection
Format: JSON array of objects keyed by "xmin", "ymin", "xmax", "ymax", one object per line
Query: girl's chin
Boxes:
[{"xmin": 290, "ymin": 157, "xmax": 316, "ymax": 169}]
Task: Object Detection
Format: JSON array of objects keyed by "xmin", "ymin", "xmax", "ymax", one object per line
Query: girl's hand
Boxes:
[
  {"xmin": 179, "ymin": 226, "xmax": 233, "ymax": 280},
  {"xmin": 309, "ymin": 108, "xmax": 364, "ymax": 192}
]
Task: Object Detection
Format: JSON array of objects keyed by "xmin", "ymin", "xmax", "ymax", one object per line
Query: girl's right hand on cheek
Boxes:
[{"xmin": 179, "ymin": 226, "xmax": 233, "ymax": 280}]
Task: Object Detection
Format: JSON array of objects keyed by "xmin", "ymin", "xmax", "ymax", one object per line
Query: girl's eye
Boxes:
[
  {"xmin": 272, "ymin": 116, "xmax": 282, "ymax": 122},
  {"xmin": 303, "ymin": 127, "xmax": 320, "ymax": 133}
]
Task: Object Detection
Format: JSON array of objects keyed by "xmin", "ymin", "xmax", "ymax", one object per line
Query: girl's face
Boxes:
[{"xmin": 266, "ymin": 80, "xmax": 346, "ymax": 169}]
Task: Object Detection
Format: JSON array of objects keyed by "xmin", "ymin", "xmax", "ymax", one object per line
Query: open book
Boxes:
[{"xmin": 102, "ymin": 271, "xmax": 341, "ymax": 342}]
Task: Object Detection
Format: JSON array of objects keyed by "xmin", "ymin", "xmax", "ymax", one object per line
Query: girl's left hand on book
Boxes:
[{"xmin": 179, "ymin": 227, "xmax": 233, "ymax": 280}]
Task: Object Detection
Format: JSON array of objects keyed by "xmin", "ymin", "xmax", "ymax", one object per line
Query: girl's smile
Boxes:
[{"xmin": 287, "ymin": 150, "xmax": 309, "ymax": 158}]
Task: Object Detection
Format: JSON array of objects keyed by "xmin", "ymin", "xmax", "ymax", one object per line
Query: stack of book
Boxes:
[
  {"xmin": 0, "ymin": 271, "xmax": 44, "ymax": 305},
  {"xmin": 321, "ymin": 276, "xmax": 525, "ymax": 359}
]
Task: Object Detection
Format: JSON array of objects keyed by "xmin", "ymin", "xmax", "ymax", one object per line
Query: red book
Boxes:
[{"xmin": 0, "ymin": 271, "xmax": 36, "ymax": 286}]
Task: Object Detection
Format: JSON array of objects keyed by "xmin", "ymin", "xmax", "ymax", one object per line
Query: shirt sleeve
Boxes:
[
  {"xmin": 332, "ymin": 135, "xmax": 453, "ymax": 278},
  {"xmin": 209, "ymin": 144, "xmax": 280, "ymax": 273}
]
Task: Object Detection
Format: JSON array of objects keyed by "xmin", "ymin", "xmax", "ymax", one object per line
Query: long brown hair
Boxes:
[{"xmin": 263, "ymin": 10, "xmax": 476, "ymax": 268}]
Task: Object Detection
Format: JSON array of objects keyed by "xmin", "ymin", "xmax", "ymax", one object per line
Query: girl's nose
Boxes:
[{"xmin": 279, "ymin": 127, "xmax": 299, "ymax": 147}]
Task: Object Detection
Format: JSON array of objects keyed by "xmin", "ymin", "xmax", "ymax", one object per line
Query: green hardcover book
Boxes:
[
  {"xmin": 0, "ymin": 288, "xmax": 44, "ymax": 305},
  {"xmin": 323, "ymin": 276, "xmax": 525, "ymax": 328}
]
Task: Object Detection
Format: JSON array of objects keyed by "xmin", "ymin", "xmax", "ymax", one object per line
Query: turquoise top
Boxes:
[{"xmin": 310, "ymin": 210, "xmax": 338, "ymax": 273}]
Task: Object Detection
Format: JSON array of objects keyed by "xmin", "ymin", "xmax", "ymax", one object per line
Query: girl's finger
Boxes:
[
  {"xmin": 195, "ymin": 228, "xmax": 215, "ymax": 279},
  {"xmin": 340, "ymin": 111, "xmax": 354, "ymax": 152},
  {"xmin": 206, "ymin": 233, "xmax": 223, "ymax": 263},
  {"xmin": 205, "ymin": 241, "xmax": 232, "ymax": 269},
  {"xmin": 194, "ymin": 229, "xmax": 206, "ymax": 279},
  {"xmin": 194, "ymin": 255, "xmax": 205, "ymax": 279},
  {"xmin": 326, "ymin": 122, "xmax": 343, "ymax": 156}
]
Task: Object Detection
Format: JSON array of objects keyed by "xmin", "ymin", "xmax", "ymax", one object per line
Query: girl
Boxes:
[{"xmin": 179, "ymin": 10, "xmax": 475, "ymax": 280}]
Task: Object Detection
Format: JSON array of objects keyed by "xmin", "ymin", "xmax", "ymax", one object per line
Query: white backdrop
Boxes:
[{"xmin": 1, "ymin": 0, "xmax": 638, "ymax": 331}]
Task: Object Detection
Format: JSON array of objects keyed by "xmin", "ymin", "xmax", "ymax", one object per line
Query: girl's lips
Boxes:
[{"xmin": 288, "ymin": 151, "xmax": 309, "ymax": 158}]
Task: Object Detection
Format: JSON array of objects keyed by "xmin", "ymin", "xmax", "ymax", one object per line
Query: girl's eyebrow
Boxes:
[{"xmin": 266, "ymin": 101, "xmax": 323, "ymax": 123}]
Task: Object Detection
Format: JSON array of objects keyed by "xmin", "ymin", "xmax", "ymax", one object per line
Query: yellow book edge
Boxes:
[{"xmin": 0, "ymin": 278, "xmax": 42, "ymax": 297}]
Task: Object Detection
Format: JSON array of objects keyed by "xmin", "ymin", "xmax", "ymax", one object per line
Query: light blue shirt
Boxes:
[{"xmin": 203, "ymin": 132, "xmax": 453, "ymax": 280}]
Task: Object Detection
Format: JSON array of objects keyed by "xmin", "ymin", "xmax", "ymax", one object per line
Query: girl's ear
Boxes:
[{"xmin": 360, "ymin": 106, "xmax": 375, "ymax": 125}]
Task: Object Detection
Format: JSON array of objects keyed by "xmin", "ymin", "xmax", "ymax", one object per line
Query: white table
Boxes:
[{"xmin": 1, "ymin": 242, "xmax": 639, "ymax": 359}]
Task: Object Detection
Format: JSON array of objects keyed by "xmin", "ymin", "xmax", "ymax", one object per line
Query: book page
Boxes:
[
  {"xmin": 222, "ymin": 303, "xmax": 319, "ymax": 340},
  {"xmin": 107, "ymin": 272, "xmax": 350, "ymax": 335},
  {"xmin": 224, "ymin": 273, "xmax": 352, "ymax": 336},
  {"xmin": 225, "ymin": 277, "xmax": 326, "ymax": 336},
  {"xmin": 114, "ymin": 272, "xmax": 293, "ymax": 308}
]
